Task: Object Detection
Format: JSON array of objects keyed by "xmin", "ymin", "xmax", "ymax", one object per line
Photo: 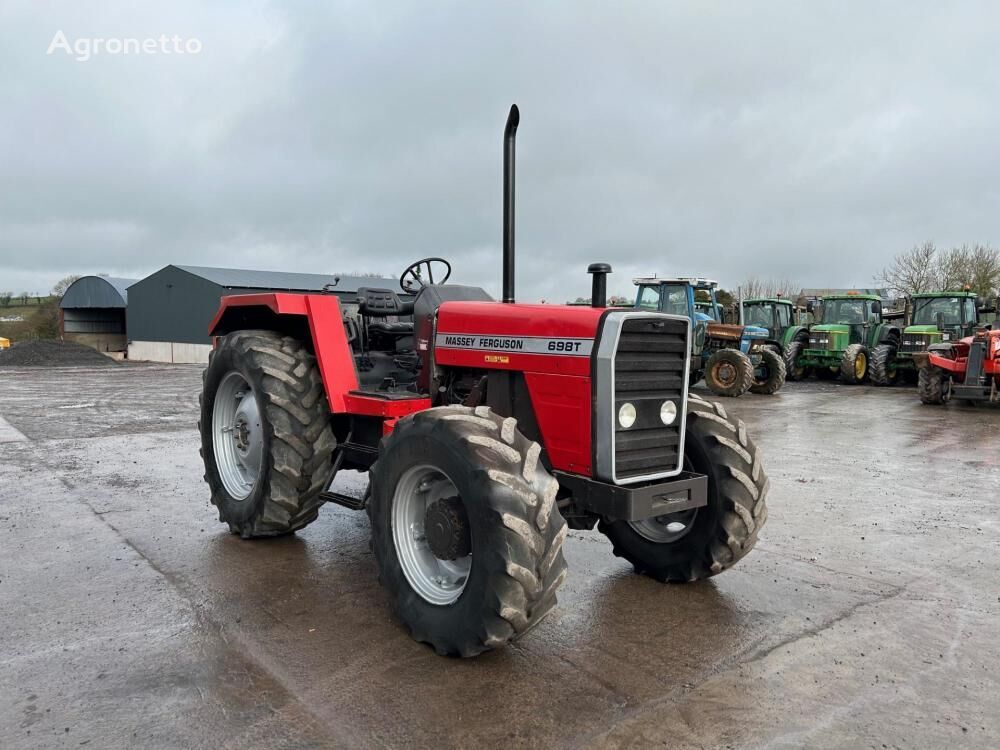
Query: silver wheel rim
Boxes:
[
  {"xmin": 391, "ymin": 464, "xmax": 471, "ymax": 606},
  {"xmin": 629, "ymin": 508, "xmax": 698, "ymax": 543},
  {"xmin": 212, "ymin": 371, "xmax": 263, "ymax": 500}
]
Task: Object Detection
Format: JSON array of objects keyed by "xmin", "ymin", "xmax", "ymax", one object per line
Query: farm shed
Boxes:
[
  {"xmin": 126, "ymin": 265, "xmax": 399, "ymax": 363},
  {"xmin": 60, "ymin": 276, "xmax": 137, "ymax": 353}
]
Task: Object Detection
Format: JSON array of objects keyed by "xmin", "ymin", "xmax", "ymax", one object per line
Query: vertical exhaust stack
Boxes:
[{"xmin": 502, "ymin": 104, "xmax": 519, "ymax": 303}]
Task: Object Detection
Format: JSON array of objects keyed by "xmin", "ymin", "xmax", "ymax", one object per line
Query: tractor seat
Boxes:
[{"xmin": 357, "ymin": 287, "xmax": 415, "ymax": 317}]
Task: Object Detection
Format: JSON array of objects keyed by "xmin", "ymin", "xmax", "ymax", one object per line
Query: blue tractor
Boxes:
[{"xmin": 634, "ymin": 277, "xmax": 786, "ymax": 397}]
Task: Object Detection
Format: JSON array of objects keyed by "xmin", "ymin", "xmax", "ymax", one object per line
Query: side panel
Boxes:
[
  {"xmin": 523, "ymin": 372, "xmax": 592, "ymax": 475},
  {"xmin": 435, "ymin": 301, "xmax": 603, "ymax": 475}
]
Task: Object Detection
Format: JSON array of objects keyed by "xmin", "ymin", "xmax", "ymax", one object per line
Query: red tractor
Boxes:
[
  {"xmin": 914, "ymin": 326, "xmax": 1000, "ymax": 405},
  {"xmin": 199, "ymin": 106, "xmax": 768, "ymax": 656}
]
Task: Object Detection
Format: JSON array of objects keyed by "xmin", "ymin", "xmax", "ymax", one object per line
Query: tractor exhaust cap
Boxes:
[
  {"xmin": 502, "ymin": 104, "xmax": 519, "ymax": 303},
  {"xmin": 588, "ymin": 263, "xmax": 613, "ymax": 308}
]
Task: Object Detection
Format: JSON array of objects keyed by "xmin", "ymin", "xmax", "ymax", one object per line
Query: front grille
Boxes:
[
  {"xmin": 900, "ymin": 334, "xmax": 932, "ymax": 352},
  {"xmin": 612, "ymin": 316, "xmax": 688, "ymax": 481},
  {"xmin": 808, "ymin": 333, "xmax": 837, "ymax": 350}
]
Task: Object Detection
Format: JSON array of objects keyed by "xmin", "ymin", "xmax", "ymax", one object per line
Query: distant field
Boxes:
[{"xmin": 0, "ymin": 297, "xmax": 56, "ymax": 322}]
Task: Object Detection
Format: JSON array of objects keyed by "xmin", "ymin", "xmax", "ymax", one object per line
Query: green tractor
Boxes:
[
  {"xmin": 800, "ymin": 293, "xmax": 900, "ymax": 383},
  {"xmin": 870, "ymin": 291, "xmax": 982, "ymax": 386},
  {"xmin": 738, "ymin": 296, "xmax": 811, "ymax": 381}
]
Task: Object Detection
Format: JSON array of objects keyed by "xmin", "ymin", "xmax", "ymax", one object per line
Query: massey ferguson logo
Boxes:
[{"xmin": 436, "ymin": 333, "xmax": 593, "ymax": 357}]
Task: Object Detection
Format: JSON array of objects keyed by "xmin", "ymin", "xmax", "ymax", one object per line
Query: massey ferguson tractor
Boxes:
[
  {"xmin": 198, "ymin": 106, "xmax": 769, "ymax": 657},
  {"xmin": 914, "ymin": 326, "xmax": 1000, "ymax": 405},
  {"xmin": 634, "ymin": 277, "xmax": 785, "ymax": 396}
]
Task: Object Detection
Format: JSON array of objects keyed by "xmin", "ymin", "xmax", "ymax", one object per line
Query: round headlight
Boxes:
[
  {"xmin": 659, "ymin": 400, "xmax": 677, "ymax": 425},
  {"xmin": 618, "ymin": 402, "xmax": 637, "ymax": 429}
]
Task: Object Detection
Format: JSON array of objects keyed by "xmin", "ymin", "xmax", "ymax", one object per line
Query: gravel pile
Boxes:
[{"xmin": 0, "ymin": 339, "xmax": 119, "ymax": 367}]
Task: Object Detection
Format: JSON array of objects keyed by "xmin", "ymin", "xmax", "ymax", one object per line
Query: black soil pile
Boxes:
[{"xmin": 0, "ymin": 340, "xmax": 119, "ymax": 367}]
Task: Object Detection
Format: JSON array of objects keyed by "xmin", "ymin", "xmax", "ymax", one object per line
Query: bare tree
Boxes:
[
  {"xmin": 875, "ymin": 242, "xmax": 938, "ymax": 296},
  {"xmin": 936, "ymin": 244, "xmax": 1000, "ymax": 296},
  {"xmin": 0, "ymin": 292, "xmax": 12, "ymax": 307},
  {"xmin": 737, "ymin": 276, "xmax": 800, "ymax": 299},
  {"xmin": 51, "ymin": 275, "xmax": 81, "ymax": 298}
]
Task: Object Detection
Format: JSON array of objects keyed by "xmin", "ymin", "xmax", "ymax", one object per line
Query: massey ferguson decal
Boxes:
[{"xmin": 435, "ymin": 333, "xmax": 593, "ymax": 357}]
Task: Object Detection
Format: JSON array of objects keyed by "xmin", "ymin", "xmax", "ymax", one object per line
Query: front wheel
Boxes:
[
  {"xmin": 784, "ymin": 340, "xmax": 809, "ymax": 381},
  {"xmin": 870, "ymin": 343, "xmax": 898, "ymax": 386},
  {"xmin": 918, "ymin": 366, "xmax": 951, "ymax": 405},
  {"xmin": 199, "ymin": 330, "xmax": 336, "ymax": 537},
  {"xmin": 750, "ymin": 347, "xmax": 787, "ymax": 394},
  {"xmin": 840, "ymin": 344, "xmax": 870, "ymax": 384},
  {"xmin": 369, "ymin": 405, "xmax": 568, "ymax": 657},
  {"xmin": 599, "ymin": 394, "xmax": 768, "ymax": 581},
  {"xmin": 704, "ymin": 349, "xmax": 753, "ymax": 397}
]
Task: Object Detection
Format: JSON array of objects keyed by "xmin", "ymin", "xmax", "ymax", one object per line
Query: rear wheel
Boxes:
[
  {"xmin": 918, "ymin": 366, "xmax": 951, "ymax": 405},
  {"xmin": 704, "ymin": 349, "xmax": 753, "ymax": 397},
  {"xmin": 870, "ymin": 343, "xmax": 898, "ymax": 386},
  {"xmin": 598, "ymin": 394, "xmax": 768, "ymax": 581},
  {"xmin": 750, "ymin": 347, "xmax": 786, "ymax": 394},
  {"xmin": 200, "ymin": 330, "xmax": 336, "ymax": 537},
  {"xmin": 369, "ymin": 405, "xmax": 567, "ymax": 656},
  {"xmin": 840, "ymin": 344, "xmax": 870, "ymax": 384},
  {"xmin": 784, "ymin": 340, "xmax": 808, "ymax": 381}
]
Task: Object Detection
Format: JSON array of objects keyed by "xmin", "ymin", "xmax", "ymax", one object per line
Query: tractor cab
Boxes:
[
  {"xmin": 906, "ymin": 292, "xmax": 980, "ymax": 345},
  {"xmin": 352, "ymin": 258, "xmax": 491, "ymax": 395}
]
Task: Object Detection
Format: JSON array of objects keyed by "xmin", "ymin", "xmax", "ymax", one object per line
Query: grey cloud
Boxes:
[{"xmin": 2, "ymin": 1, "xmax": 999, "ymax": 301}]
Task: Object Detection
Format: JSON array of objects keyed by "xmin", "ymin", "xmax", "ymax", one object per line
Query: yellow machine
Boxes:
[{"xmin": 0, "ymin": 337, "xmax": 10, "ymax": 349}]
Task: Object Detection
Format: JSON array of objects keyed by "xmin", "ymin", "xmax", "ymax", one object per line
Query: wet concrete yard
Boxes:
[{"xmin": 1, "ymin": 363, "xmax": 997, "ymax": 748}]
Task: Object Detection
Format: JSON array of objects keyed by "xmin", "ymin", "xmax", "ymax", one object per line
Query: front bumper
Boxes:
[{"xmin": 554, "ymin": 470, "xmax": 707, "ymax": 521}]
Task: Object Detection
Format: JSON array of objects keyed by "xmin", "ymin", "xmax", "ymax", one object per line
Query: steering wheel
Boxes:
[{"xmin": 400, "ymin": 257, "xmax": 451, "ymax": 293}]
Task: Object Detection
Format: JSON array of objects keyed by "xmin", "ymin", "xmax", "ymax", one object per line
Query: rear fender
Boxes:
[
  {"xmin": 781, "ymin": 325, "xmax": 808, "ymax": 348},
  {"xmin": 209, "ymin": 293, "xmax": 358, "ymax": 412}
]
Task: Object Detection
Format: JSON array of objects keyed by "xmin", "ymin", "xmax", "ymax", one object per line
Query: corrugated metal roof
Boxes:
[
  {"xmin": 169, "ymin": 265, "xmax": 396, "ymax": 293},
  {"xmin": 61, "ymin": 276, "xmax": 138, "ymax": 308}
]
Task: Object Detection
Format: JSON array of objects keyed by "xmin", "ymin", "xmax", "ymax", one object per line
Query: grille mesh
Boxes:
[{"xmin": 613, "ymin": 317, "xmax": 687, "ymax": 480}]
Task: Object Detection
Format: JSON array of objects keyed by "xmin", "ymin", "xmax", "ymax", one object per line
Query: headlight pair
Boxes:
[{"xmin": 618, "ymin": 400, "xmax": 677, "ymax": 428}]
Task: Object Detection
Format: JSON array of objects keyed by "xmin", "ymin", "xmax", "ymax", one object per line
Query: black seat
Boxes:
[{"xmin": 357, "ymin": 287, "xmax": 415, "ymax": 317}]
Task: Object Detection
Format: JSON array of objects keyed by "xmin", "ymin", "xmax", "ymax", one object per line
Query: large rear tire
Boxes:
[
  {"xmin": 870, "ymin": 343, "xmax": 898, "ymax": 386},
  {"xmin": 750, "ymin": 347, "xmax": 787, "ymax": 395},
  {"xmin": 598, "ymin": 394, "xmax": 768, "ymax": 581},
  {"xmin": 918, "ymin": 366, "xmax": 951, "ymax": 405},
  {"xmin": 840, "ymin": 344, "xmax": 870, "ymax": 384},
  {"xmin": 368, "ymin": 405, "xmax": 568, "ymax": 657},
  {"xmin": 704, "ymin": 349, "xmax": 754, "ymax": 397},
  {"xmin": 199, "ymin": 330, "xmax": 336, "ymax": 537}
]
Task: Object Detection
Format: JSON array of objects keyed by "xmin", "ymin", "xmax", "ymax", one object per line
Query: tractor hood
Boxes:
[
  {"xmin": 742, "ymin": 325, "xmax": 768, "ymax": 339},
  {"xmin": 811, "ymin": 324, "xmax": 850, "ymax": 335},
  {"xmin": 903, "ymin": 325, "xmax": 941, "ymax": 335}
]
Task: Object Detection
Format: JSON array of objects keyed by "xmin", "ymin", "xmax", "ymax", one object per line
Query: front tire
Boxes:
[
  {"xmin": 704, "ymin": 349, "xmax": 754, "ymax": 397},
  {"xmin": 784, "ymin": 339, "xmax": 809, "ymax": 381},
  {"xmin": 369, "ymin": 405, "xmax": 568, "ymax": 657},
  {"xmin": 870, "ymin": 343, "xmax": 898, "ymax": 386},
  {"xmin": 918, "ymin": 367, "xmax": 951, "ymax": 405},
  {"xmin": 840, "ymin": 344, "xmax": 870, "ymax": 384},
  {"xmin": 750, "ymin": 347, "xmax": 787, "ymax": 394},
  {"xmin": 199, "ymin": 330, "xmax": 336, "ymax": 537},
  {"xmin": 598, "ymin": 394, "xmax": 768, "ymax": 581}
]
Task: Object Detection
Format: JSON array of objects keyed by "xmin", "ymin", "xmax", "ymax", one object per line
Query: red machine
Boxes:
[
  {"xmin": 199, "ymin": 106, "xmax": 768, "ymax": 656},
  {"xmin": 915, "ymin": 327, "xmax": 1000, "ymax": 404}
]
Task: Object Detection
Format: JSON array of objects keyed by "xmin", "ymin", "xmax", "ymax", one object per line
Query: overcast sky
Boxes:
[{"xmin": 2, "ymin": 1, "xmax": 999, "ymax": 302}]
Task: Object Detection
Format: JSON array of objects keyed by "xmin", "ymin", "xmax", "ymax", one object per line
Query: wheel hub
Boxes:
[
  {"xmin": 424, "ymin": 496, "xmax": 471, "ymax": 560},
  {"xmin": 715, "ymin": 361, "xmax": 736, "ymax": 386}
]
